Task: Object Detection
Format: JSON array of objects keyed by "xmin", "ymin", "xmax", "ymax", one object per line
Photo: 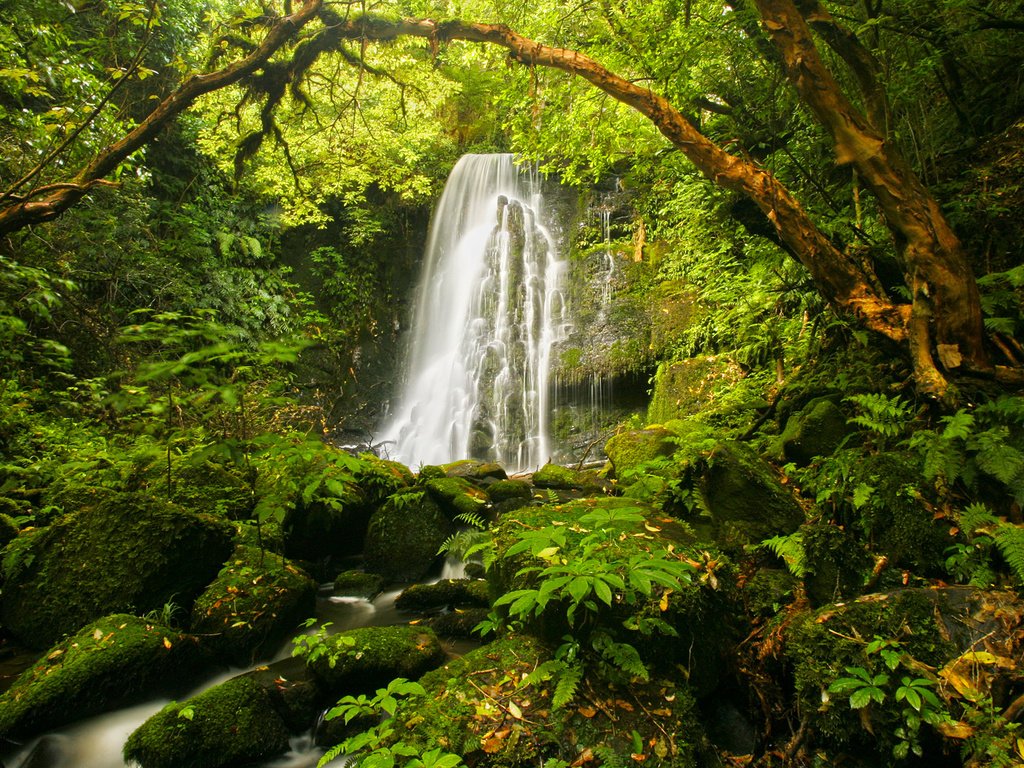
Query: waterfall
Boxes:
[{"xmin": 381, "ymin": 154, "xmax": 567, "ymax": 473}]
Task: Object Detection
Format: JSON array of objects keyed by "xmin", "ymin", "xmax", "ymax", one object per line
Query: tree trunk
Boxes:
[{"xmin": 753, "ymin": 0, "xmax": 989, "ymax": 395}]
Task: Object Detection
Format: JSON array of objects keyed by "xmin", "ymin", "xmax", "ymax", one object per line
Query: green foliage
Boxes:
[
  {"xmin": 319, "ymin": 679, "xmax": 467, "ymax": 768},
  {"xmin": 290, "ymin": 619, "xmax": 356, "ymax": 668},
  {"xmin": 758, "ymin": 532, "xmax": 807, "ymax": 578},
  {"xmin": 846, "ymin": 393, "xmax": 913, "ymax": 441},
  {"xmin": 487, "ymin": 504, "xmax": 694, "ymax": 689},
  {"xmin": 945, "ymin": 503, "xmax": 1024, "ymax": 586}
]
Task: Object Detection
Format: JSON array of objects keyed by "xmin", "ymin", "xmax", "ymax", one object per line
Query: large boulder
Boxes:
[
  {"xmin": 304, "ymin": 624, "xmax": 446, "ymax": 697},
  {"xmin": 604, "ymin": 426, "xmax": 675, "ymax": 479},
  {"xmin": 423, "ymin": 476, "xmax": 489, "ymax": 518},
  {"xmin": 123, "ymin": 674, "xmax": 291, "ymax": 768},
  {"xmin": 777, "ymin": 396, "xmax": 852, "ymax": 466},
  {"xmin": 647, "ymin": 356, "xmax": 744, "ymax": 424},
  {"xmin": 363, "ymin": 490, "xmax": 453, "ymax": 582},
  {"xmin": 1, "ymin": 492, "xmax": 234, "ymax": 647},
  {"xmin": 0, "ymin": 614, "xmax": 203, "ymax": 740},
  {"xmin": 190, "ymin": 544, "xmax": 317, "ymax": 664}
]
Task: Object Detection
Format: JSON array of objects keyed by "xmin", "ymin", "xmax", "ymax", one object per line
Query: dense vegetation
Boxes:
[{"xmin": 1, "ymin": 0, "xmax": 1024, "ymax": 766}]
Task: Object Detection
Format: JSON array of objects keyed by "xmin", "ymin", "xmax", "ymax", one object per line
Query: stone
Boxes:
[
  {"xmin": 778, "ymin": 396, "xmax": 851, "ymax": 465},
  {"xmin": 363, "ymin": 490, "xmax": 453, "ymax": 582},
  {"xmin": 604, "ymin": 426, "xmax": 675, "ymax": 479},
  {"xmin": 0, "ymin": 614, "xmax": 203, "ymax": 740},
  {"xmin": 190, "ymin": 544, "xmax": 317, "ymax": 664},
  {"xmin": 124, "ymin": 675, "xmax": 290, "ymax": 768},
  {"xmin": 0, "ymin": 492, "xmax": 234, "ymax": 648},
  {"xmin": 647, "ymin": 356, "xmax": 743, "ymax": 424}
]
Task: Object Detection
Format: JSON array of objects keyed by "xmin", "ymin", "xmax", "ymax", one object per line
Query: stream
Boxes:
[{"xmin": 0, "ymin": 562, "xmax": 468, "ymax": 768}]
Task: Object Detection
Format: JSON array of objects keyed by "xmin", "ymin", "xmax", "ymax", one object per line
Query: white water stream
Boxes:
[{"xmin": 380, "ymin": 154, "xmax": 568, "ymax": 473}]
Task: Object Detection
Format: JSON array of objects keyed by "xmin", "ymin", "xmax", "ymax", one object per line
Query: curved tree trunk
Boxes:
[{"xmin": 753, "ymin": 0, "xmax": 989, "ymax": 394}]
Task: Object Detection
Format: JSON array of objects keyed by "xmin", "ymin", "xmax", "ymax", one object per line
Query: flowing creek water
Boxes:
[
  {"xmin": 0, "ymin": 563, "xmax": 469, "ymax": 768},
  {"xmin": 380, "ymin": 153, "xmax": 569, "ymax": 473}
]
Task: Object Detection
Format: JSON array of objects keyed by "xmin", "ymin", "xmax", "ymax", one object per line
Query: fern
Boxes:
[
  {"xmin": 553, "ymin": 663, "xmax": 582, "ymax": 709},
  {"xmin": 846, "ymin": 393, "xmax": 912, "ymax": 438},
  {"xmin": 992, "ymin": 524, "xmax": 1024, "ymax": 583},
  {"xmin": 759, "ymin": 532, "xmax": 807, "ymax": 577},
  {"xmin": 452, "ymin": 510, "xmax": 487, "ymax": 530},
  {"xmin": 959, "ymin": 502, "xmax": 1000, "ymax": 534}
]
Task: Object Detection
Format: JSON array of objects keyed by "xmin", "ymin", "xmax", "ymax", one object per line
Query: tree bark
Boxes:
[
  {"xmin": 753, "ymin": 0, "xmax": 989, "ymax": 394},
  {"xmin": 0, "ymin": 0, "xmax": 324, "ymax": 238}
]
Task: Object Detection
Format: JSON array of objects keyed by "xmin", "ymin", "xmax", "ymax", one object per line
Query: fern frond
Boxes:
[
  {"xmin": 992, "ymin": 523, "xmax": 1024, "ymax": 583},
  {"xmin": 846, "ymin": 393, "xmax": 912, "ymax": 438},
  {"xmin": 958, "ymin": 503, "xmax": 1000, "ymax": 535},
  {"xmin": 759, "ymin": 532, "xmax": 807, "ymax": 577},
  {"xmin": 453, "ymin": 510, "xmax": 487, "ymax": 530},
  {"xmin": 552, "ymin": 663, "xmax": 582, "ymax": 709}
]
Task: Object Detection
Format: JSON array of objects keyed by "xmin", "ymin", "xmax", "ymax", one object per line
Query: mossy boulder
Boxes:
[
  {"xmin": 531, "ymin": 463, "xmax": 610, "ymax": 494},
  {"xmin": 784, "ymin": 587, "xmax": 1024, "ymax": 763},
  {"xmin": 486, "ymin": 479, "xmax": 532, "ymax": 504},
  {"xmin": 440, "ymin": 460, "xmax": 507, "ymax": 482},
  {"xmin": 777, "ymin": 396, "xmax": 852, "ymax": 465},
  {"xmin": 0, "ymin": 614, "xmax": 203, "ymax": 740},
  {"xmin": 365, "ymin": 634, "xmax": 704, "ymax": 768},
  {"xmin": 647, "ymin": 356, "xmax": 743, "ymax": 424},
  {"xmin": 424, "ymin": 477, "xmax": 489, "ymax": 518},
  {"xmin": 282, "ymin": 451, "xmax": 412, "ymax": 562},
  {"xmin": 395, "ymin": 579, "xmax": 491, "ymax": 612},
  {"xmin": 490, "ymin": 497, "xmax": 735, "ymax": 696},
  {"xmin": 802, "ymin": 522, "xmax": 871, "ymax": 606},
  {"xmin": 363, "ymin": 490, "xmax": 453, "ymax": 582},
  {"xmin": 124, "ymin": 674, "xmax": 290, "ymax": 768},
  {"xmin": 332, "ymin": 569, "xmax": 385, "ymax": 598},
  {"xmin": 168, "ymin": 460, "xmax": 253, "ymax": 519},
  {"xmin": 190, "ymin": 544, "xmax": 317, "ymax": 664},
  {"xmin": 698, "ymin": 441, "xmax": 805, "ymax": 550},
  {"xmin": 1, "ymin": 491, "xmax": 234, "ymax": 648},
  {"xmin": 305, "ymin": 624, "xmax": 446, "ymax": 696},
  {"xmin": 0, "ymin": 512, "xmax": 17, "ymax": 549},
  {"xmin": 604, "ymin": 427, "xmax": 675, "ymax": 479}
]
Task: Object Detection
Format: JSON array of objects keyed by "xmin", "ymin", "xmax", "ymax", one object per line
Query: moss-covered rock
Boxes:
[
  {"xmin": 778, "ymin": 396, "xmax": 852, "ymax": 466},
  {"xmin": 0, "ymin": 512, "xmax": 17, "ymax": 549},
  {"xmin": 282, "ymin": 451, "xmax": 412, "ymax": 562},
  {"xmin": 190, "ymin": 544, "xmax": 316, "ymax": 664},
  {"xmin": 485, "ymin": 479, "xmax": 532, "ymax": 504},
  {"xmin": 332, "ymin": 569, "xmax": 385, "ymax": 598},
  {"xmin": 395, "ymin": 579, "xmax": 491, "ymax": 612},
  {"xmin": 0, "ymin": 492, "xmax": 234, "ymax": 648},
  {"xmin": 305, "ymin": 624, "xmax": 446, "ymax": 696},
  {"xmin": 802, "ymin": 522, "xmax": 871, "ymax": 606},
  {"xmin": 604, "ymin": 427, "xmax": 675, "ymax": 479},
  {"xmin": 424, "ymin": 477, "xmax": 489, "ymax": 518},
  {"xmin": 0, "ymin": 614, "xmax": 203, "ymax": 740},
  {"xmin": 784, "ymin": 587, "xmax": 1023, "ymax": 763},
  {"xmin": 440, "ymin": 460, "xmax": 507, "ymax": 482},
  {"xmin": 647, "ymin": 356, "xmax": 743, "ymax": 424},
  {"xmin": 742, "ymin": 567, "xmax": 798, "ymax": 620},
  {"xmin": 124, "ymin": 674, "xmax": 290, "ymax": 768},
  {"xmin": 698, "ymin": 441, "xmax": 805, "ymax": 550},
  {"xmin": 168, "ymin": 460, "xmax": 254, "ymax": 520},
  {"xmin": 365, "ymin": 634, "xmax": 705, "ymax": 768},
  {"xmin": 490, "ymin": 497, "xmax": 735, "ymax": 696},
  {"xmin": 363, "ymin": 490, "xmax": 453, "ymax": 582},
  {"xmin": 531, "ymin": 463, "xmax": 611, "ymax": 494}
]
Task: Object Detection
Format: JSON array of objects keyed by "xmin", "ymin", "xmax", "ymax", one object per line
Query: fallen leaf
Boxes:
[
  {"xmin": 937, "ymin": 721, "xmax": 975, "ymax": 740},
  {"xmin": 578, "ymin": 705, "xmax": 597, "ymax": 718},
  {"xmin": 163, "ymin": 637, "xmax": 173, "ymax": 649},
  {"xmin": 507, "ymin": 701, "xmax": 524, "ymax": 720}
]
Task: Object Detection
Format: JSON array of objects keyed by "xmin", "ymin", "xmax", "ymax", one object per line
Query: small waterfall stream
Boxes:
[{"xmin": 381, "ymin": 154, "xmax": 568, "ymax": 473}]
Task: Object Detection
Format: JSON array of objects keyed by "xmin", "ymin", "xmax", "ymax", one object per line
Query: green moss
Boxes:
[
  {"xmin": 387, "ymin": 634, "xmax": 704, "ymax": 768},
  {"xmin": 742, "ymin": 568, "xmax": 797, "ymax": 619},
  {"xmin": 647, "ymin": 356, "xmax": 743, "ymax": 425},
  {"xmin": 363, "ymin": 490, "xmax": 453, "ymax": 582},
  {"xmin": 604, "ymin": 427, "xmax": 675, "ymax": 479},
  {"xmin": 306, "ymin": 624, "xmax": 446, "ymax": 696},
  {"xmin": 784, "ymin": 588, "xmax": 974, "ymax": 760},
  {"xmin": 169, "ymin": 460, "xmax": 253, "ymax": 519},
  {"xmin": 332, "ymin": 569, "xmax": 385, "ymax": 598},
  {"xmin": 418, "ymin": 465, "xmax": 447, "ymax": 481},
  {"xmin": 802, "ymin": 522, "xmax": 871, "ymax": 606},
  {"xmin": 777, "ymin": 396, "xmax": 851, "ymax": 466},
  {"xmin": 531, "ymin": 463, "xmax": 608, "ymax": 493},
  {"xmin": 190, "ymin": 544, "xmax": 316, "ymax": 664},
  {"xmin": 282, "ymin": 485, "xmax": 371, "ymax": 562},
  {"xmin": 486, "ymin": 479, "xmax": 532, "ymax": 504},
  {"xmin": 0, "ymin": 512, "xmax": 17, "ymax": 549},
  {"xmin": 0, "ymin": 491, "xmax": 234, "ymax": 648},
  {"xmin": 395, "ymin": 579, "xmax": 491, "ymax": 612},
  {"xmin": 123, "ymin": 675, "xmax": 290, "ymax": 768},
  {"xmin": 424, "ymin": 477, "xmax": 489, "ymax": 518},
  {"xmin": 440, "ymin": 460, "xmax": 508, "ymax": 482},
  {"xmin": 0, "ymin": 614, "xmax": 203, "ymax": 740}
]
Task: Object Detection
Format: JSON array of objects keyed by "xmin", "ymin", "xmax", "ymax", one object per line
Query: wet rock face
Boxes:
[{"xmin": 1, "ymin": 491, "xmax": 234, "ymax": 648}]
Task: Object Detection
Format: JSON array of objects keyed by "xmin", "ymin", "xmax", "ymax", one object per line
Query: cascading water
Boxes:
[{"xmin": 381, "ymin": 154, "xmax": 567, "ymax": 473}]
